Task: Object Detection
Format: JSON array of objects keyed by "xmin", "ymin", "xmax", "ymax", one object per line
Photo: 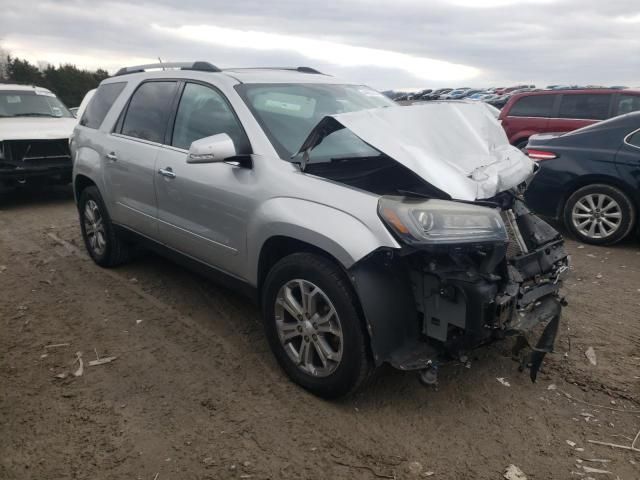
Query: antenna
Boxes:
[{"xmin": 158, "ymin": 57, "xmax": 165, "ymax": 70}]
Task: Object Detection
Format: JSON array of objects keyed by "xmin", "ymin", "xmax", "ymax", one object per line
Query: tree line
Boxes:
[{"xmin": 0, "ymin": 53, "xmax": 108, "ymax": 108}]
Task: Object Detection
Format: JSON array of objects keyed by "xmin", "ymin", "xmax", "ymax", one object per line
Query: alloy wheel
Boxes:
[
  {"xmin": 571, "ymin": 193, "xmax": 622, "ymax": 240},
  {"xmin": 274, "ymin": 279, "xmax": 343, "ymax": 377},
  {"xmin": 83, "ymin": 199, "xmax": 107, "ymax": 256}
]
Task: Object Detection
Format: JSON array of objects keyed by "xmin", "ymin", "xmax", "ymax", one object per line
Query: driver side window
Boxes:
[{"xmin": 171, "ymin": 83, "xmax": 250, "ymax": 153}]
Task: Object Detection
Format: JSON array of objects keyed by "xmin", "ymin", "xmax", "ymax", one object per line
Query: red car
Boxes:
[{"xmin": 499, "ymin": 89, "xmax": 640, "ymax": 148}]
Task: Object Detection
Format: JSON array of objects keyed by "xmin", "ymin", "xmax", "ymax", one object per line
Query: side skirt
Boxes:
[{"xmin": 113, "ymin": 224, "xmax": 259, "ymax": 304}]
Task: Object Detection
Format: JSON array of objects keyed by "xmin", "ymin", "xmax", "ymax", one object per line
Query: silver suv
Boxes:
[{"xmin": 71, "ymin": 62, "xmax": 568, "ymax": 398}]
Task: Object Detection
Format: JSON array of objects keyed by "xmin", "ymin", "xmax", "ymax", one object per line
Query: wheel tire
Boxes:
[
  {"xmin": 262, "ymin": 253, "xmax": 372, "ymax": 399},
  {"xmin": 563, "ymin": 184, "xmax": 635, "ymax": 245},
  {"xmin": 78, "ymin": 186, "xmax": 133, "ymax": 267},
  {"xmin": 515, "ymin": 138, "xmax": 529, "ymax": 151}
]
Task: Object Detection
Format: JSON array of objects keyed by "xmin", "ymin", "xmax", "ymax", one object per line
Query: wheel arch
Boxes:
[
  {"xmin": 256, "ymin": 234, "xmax": 419, "ymax": 367},
  {"xmin": 257, "ymin": 235, "xmax": 379, "ymax": 360},
  {"xmin": 556, "ymin": 174, "xmax": 638, "ymax": 220},
  {"xmin": 509, "ymin": 131, "xmax": 538, "ymax": 147},
  {"xmin": 73, "ymin": 174, "xmax": 97, "ymax": 204}
]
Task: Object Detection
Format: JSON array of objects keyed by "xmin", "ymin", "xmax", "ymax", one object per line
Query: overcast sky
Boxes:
[{"xmin": 1, "ymin": 0, "xmax": 639, "ymax": 91}]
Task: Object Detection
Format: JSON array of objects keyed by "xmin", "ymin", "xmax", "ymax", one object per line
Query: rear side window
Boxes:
[
  {"xmin": 508, "ymin": 95, "xmax": 556, "ymax": 117},
  {"xmin": 558, "ymin": 94, "xmax": 611, "ymax": 120},
  {"xmin": 627, "ymin": 130, "xmax": 640, "ymax": 148},
  {"xmin": 80, "ymin": 82, "xmax": 126, "ymax": 129},
  {"xmin": 121, "ymin": 81, "xmax": 178, "ymax": 143},
  {"xmin": 616, "ymin": 94, "xmax": 640, "ymax": 116}
]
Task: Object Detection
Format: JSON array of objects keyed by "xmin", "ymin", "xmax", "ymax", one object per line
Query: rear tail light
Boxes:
[{"xmin": 526, "ymin": 149, "xmax": 557, "ymax": 161}]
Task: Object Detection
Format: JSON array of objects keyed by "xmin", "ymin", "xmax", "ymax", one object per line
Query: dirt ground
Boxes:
[{"xmin": 1, "ymin": 185, "xmax": 639, "ymax": 480}]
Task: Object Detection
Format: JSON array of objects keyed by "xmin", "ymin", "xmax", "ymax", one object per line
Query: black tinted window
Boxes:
[
  {"xmin": 627, "ymin": 130, "xmax": 640, "ymax": 148},
  {"xmin": 509, "ymin": 95, "xmax": 556, "ymax": 117},
  {"xmin": 121, "ymin": 81, "xmax": 178, "ymax": 143},
  {"xmin": 616, "ymin": 94, "xmax": 640, "ymax": 116},
  {"xmin": 559, "ymin": 94, "xmax": 611, "ymax": 120},
  {"xmin": 172, "ymin": 83, "xmax": 249, "ymax": 152},
  {"xmin": 80, "ymin": 82, "xmax": 126, "ymax": 128}
]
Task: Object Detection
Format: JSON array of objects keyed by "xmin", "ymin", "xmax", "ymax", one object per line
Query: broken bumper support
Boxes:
[{"xmin": 508, "ymin": 295, "xmax": 564, "ymax": 382}]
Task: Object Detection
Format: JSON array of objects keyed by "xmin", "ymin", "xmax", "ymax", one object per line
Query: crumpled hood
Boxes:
[
  {"xmin": 0, "ymin": 117, "xmax": 76, "ymax": 141},
  {"xmin": 298, "ymin": 102, "xmax": 535, "ymax": 201}
]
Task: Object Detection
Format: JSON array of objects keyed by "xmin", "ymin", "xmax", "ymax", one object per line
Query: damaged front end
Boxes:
[
  {"xmin": 0, "ymin": 139, "xmax": 72, "ymax": 185},
  {"xmin": 296, "ymin": 102, "xmax": 568, "ymax": 382},
  {"xmin": 351, "ymin": 192, "xmax": 568, "ymax": 382}
]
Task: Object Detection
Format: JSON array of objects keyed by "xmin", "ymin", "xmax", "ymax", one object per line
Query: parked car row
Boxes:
[
  {"xmin": 390, "ymin": 84, "xmax": 539, "ymax": 104},
  {"xmin": 499, "ymin": 88, "xmax": 640, "ymax": 148},
  {"xmin": 395, "ymin": 85, "xmax": 640, "ymax": 151}
]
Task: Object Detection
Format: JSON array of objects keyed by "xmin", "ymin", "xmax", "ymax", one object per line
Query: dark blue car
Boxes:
[{"xmin": 524, "ymin": 112, "xmax": 640, "ymax": 245}]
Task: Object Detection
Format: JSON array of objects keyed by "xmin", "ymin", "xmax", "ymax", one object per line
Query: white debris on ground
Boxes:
[
  {"xmin": 72, "ymin": 351, "xmax": 84, "ymax": 377},
  {"xmin": 496, "ymin": 377, "xmax": 511, "ymax": 387},
  {"xmin": 88, "ymin": 356, "xmax": 117, "ymax": 367},
  {"xmin": 504, "ymin": 464, "xmax": 527, "ymax": 480},
  {"xmin": 566, "ymin": 440, "xmax": 577, "ymax": 447},
  {"xmin": 585, "ymin": 347, "xmax": 597, "ymax": 366}
]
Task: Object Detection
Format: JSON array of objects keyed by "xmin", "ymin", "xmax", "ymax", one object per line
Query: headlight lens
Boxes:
[{"xmin": 379, "ymin": 196, "xmax": 508, "ymax": 245}]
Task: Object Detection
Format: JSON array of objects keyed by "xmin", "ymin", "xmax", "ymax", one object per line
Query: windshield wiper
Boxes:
[{"xmin": 14, "ymin": 113, "xmax": 60, "ymax": 118}]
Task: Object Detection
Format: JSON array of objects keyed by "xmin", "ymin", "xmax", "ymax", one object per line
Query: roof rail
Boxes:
[
  {"xmin": 114, "ymin": 61, "xmax": 221, "ymax": 76},
  {"xmin": 295, "ymin": 66, "xmax": 323, "ymax": 74},
  {"xmin": 223, "ymin": 66, "xmax": 325, "ymax": 75}
]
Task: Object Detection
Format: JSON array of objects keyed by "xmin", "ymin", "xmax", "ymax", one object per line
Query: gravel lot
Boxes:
[{"xmin": 1, "ymin": 185, "xmax": 639, "ymax": 480}]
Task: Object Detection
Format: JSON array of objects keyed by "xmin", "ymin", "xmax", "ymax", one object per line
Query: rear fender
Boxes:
[{"xmin": 72, "ymin": 144, "xmax": 106, "ymax": 203}]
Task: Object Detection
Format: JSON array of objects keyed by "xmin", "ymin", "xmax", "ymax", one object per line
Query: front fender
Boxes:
[{"xmin": 246, "ymin": 197, "xmax": 399, "ymax": 285}]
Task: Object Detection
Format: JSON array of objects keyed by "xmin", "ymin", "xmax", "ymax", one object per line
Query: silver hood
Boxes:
[{"xmin": 297, "ymin": 102, "xmax": 535, "ymax": 201}]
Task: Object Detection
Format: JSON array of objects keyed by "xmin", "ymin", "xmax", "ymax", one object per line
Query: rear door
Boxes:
[
  {"xmin": 103, "ymin": 80, "xmax": 179, "ymax": 237},
  {"xmin": 154, "ymin": 81, "xmax": 254, "ymax": 277},
  {"xmin": 502, "ymin": 94, "xmax": 557, "ymax": 145},
  {"xmin": 547, "ymin": 93, "xmax": 612, "ymax": 134}
]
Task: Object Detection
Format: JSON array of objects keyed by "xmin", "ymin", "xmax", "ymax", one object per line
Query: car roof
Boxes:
[
  {"xmin": 0, "ymin": 83, "xmax": 54, "ymax": 93},
  {"xmin": 103, "ymin": 65, "xmax": 351, "ymax": 86}
]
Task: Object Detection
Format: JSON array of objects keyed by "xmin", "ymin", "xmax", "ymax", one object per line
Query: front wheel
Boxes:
[
  {"xmin": 262, "ymin": 253, "xmax": 372, "ymax": 398},
  {"xmin": 563, "ymin": 184, "xmax": 636, "ymax": 245}
]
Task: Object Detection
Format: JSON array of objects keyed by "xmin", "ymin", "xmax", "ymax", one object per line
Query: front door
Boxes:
[{"xmin": 155, "ymin": 81, "xmax": 255, "ymax": 278}]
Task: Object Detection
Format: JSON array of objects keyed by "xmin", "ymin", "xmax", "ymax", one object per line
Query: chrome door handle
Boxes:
[
  {"xmin": 158, "ymin": 167, "xmax": 176, "ymax": 179},
  {"xmin": 106, "ymin": 152, "xmax": 118, "ymax": 161}
]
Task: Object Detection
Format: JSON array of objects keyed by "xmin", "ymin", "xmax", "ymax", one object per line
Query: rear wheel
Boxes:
[
  {"xmin": 563, "ymin": 184, "xmax": 635, "ymax": 245},
  {"xmin": 78, "ymin": 186, "xmax": 133, "ymax": 267},
  {"xmin": 262, "ymin": 253, "xmax": 372, "ymax": 398}
]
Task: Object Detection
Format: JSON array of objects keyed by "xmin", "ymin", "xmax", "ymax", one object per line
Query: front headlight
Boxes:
[{"xmin": 378, "ymin": 196, "xmax": 508, "ymax": 245}]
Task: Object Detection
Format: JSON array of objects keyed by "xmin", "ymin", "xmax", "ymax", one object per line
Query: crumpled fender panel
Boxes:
[{"xmin": 348, "ymin": 250, "xmax": 420, "ymax": 366}]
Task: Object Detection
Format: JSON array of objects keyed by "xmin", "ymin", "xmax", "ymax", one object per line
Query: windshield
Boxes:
[
  {"xmin": 0, "ymin": 90, "xmax": 73, "ymax": 118},
  {"xmin": 236, "ymin": 83, "xmax": 394, "ymax": 161}
]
